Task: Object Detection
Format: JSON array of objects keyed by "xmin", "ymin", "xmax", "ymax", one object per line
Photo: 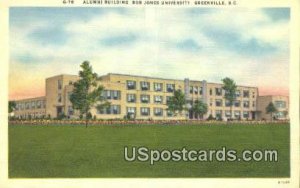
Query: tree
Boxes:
[
  {"xmin": 167, "ymin": 89, "xmax": 187, "ymax": 116},
  {"xmin": 222, "ymin": 77, "xmax": 237, "ymax": 120},
  {"xmin": 192, "ymin": 100, "xmax": 208, "ymax": 120},
  {"xmin": 70, "ymin": 61, "xmax": 110, "ymax": 128},
  {"xmin": 8, "ymin": 101, "xmax": 16, "ymax": 113},
  {"xmin": 266, "ymin": 102, "xmax": 277, "ymax": 121}
]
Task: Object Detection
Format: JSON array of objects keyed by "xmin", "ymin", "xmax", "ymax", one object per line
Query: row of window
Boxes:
[
  {"xmin": 189, "ymin": 86, "xmax": 203, "ymax": 95},
  {"xmin": 127, "ymin": 81, "xmax": 175, "ymax": 92},
  {"xmin": 97, "ymin": 106, "xmax": 173, "ymax": 117},
  {"xmin": 207, "ymin": 88, "xmax": 255, "ymax": 98},
  {"xmin": 15, "ymin": 101, "xmax": 46, "ymax": 111},
  {"xmin": 102, "ymin": 90, "xmax": 121, "ymax": 100},
  {"xmin": 210, "ymin": 99, "xmax": 255, "ymax": 108},
  {"xmin": 274, "ymin": 101, "xmax": 286, "ymax": 108},
  {"xmin": 15, "ymin": 112, "xmax": 46, "ymax": 119},
  {"xmin": 215, "ymin": 110, "xmax": 251, "ymax": 118},
  {"xmin": 127, "ymin": 94, "xmax": 172, "ymax": 104}
]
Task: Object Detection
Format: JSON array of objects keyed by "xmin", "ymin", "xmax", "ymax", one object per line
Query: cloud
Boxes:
[
  {"xmin": 263, "ymin": 8, "xmax": 290, "ymax": 21},
  {"xmin": 9, "ymin": 7, "xmax": 290, "ymax": 99}
]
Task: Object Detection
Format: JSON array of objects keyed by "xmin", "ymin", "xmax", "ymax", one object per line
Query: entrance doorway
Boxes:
[
  {"xmin": 57, "ymin": 106, "xmax": 63, "ymax": 117},
  {"xmin": 251, "ymin": 112, "xmax": 256, "ymax": 120}
]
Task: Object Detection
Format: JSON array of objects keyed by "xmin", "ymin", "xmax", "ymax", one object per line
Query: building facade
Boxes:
[
  {"xmin": 257, "ymin": 95, "xmax": 289, "ymax": 120},
  {"xmin": 12, "ymin": 73, "xmax": 289, "ymax": 121},
  {"xmin": 14, "ymin": 96, "xmax": 46, "ymax": 119}
]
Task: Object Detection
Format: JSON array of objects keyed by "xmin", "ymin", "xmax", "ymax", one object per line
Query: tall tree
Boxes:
[
  {"xmin": 8, "ymin": 101, "xmax": 16, "ymax": 113},
  {"xmin": 70, "ymin": 61, "xmax": 110, "ymax": 127},
  {"xmin": 167, "ymin": 89, "xmax": 186, "ymax": 116},
  {"xmin": 266, "ymin": 102, "xmax": 277, "ymax": 121},
  {"xmin": 222, "ymin": 77, "xmax": 237, "ymax": 120},
  {"xmin": 192, "ymin": 100, "xmax": 208, "ymax": 120}
]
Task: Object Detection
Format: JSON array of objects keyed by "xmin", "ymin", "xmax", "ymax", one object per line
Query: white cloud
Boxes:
[{"xmin": 9, "ymin": 8, "xmax": 290, "ymax": 99}]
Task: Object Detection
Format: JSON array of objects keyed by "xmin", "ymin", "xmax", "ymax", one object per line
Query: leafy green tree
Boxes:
[
  {"xmin": 222, "ymin": 77, "xmax": 237, "ymax": 120},
  {"xmin": 70, "ymin": 61, "xmax": 110, "ymax": 127},
  {"xmin": 167, "ymin": 89, "xmax": 186, "ymax": 116},
  {"xmin": 8, "ymin": 101, "xmax": 16, "ymax": 113},
  {"xmin": 192, "ymin": 100, "xmax": 208, "ymax": 120},
  {"xmin": 266, "ymin": 102, "xmax": 277, "ymax": 121}
]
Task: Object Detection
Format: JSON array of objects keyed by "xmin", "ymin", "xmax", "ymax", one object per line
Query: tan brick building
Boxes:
[
  {"xmin": 257, "ymin": 95, "xmax": 289, "ymax": 120},
  {"xmin": 12, "ymin": 73, "xmax": 289, "ymax": 121},
  {"xmin": 14, "ymin": 96, "xmax": 46, "ymax": 119}
]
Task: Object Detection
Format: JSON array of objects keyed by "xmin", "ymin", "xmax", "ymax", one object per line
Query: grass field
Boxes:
[{"xmin": 9, "ymin": 123, "xmax": 290, "ymax": 178}]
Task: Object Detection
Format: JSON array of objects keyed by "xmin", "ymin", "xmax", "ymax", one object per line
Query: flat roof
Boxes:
[
  {"xmin": 46, "ymin": 74, "xmax": 78, "ymax": 80},
  {"xmin": 14, "ymin": 96, "xmax": 46, "ymax": 102},
  {"xmin": 106, "ymin": 73, "xmax": 183, "ymax": 82},
  {"xmin": 107, "ymin": 73, "xmax": 258, "ymax": 88}
]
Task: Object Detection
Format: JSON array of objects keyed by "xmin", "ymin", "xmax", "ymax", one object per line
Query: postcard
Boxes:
[{"xmin": 0, "ymin": 0, "xmax": 299, "ymax": 187}]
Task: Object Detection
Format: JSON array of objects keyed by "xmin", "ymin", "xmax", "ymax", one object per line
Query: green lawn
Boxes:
[{"xmin": 9, "ymin": 123, "xmax": 290, "ymax": 178}]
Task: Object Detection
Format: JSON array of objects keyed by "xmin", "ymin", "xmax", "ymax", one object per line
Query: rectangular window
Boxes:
[
  {"xmin": 98, "ymin": 105, "xmax": 121, "ymax": 114},
  {"xmin": 140, "ymin": 107, "xmax": 150, "ymax": 116},
  {"xmin": 167, "ymin": 110, "xmax": 173, "ymax": 117},
  {"xmin": 113, "ymin": 90, "xmax": 121, "ymax": 100},
  {"xmin": 127, "ymin": 94, "xmax": 136, "ymax": 103},
  {"xmin": 225, "ymin": 100, "xmax": 230, "ymax": 107},
  {"xmin": 58, "ymin": 80, "xmax": 62, "ymax": 90},
  {"xmin": 194, "ymin": 86, "xmax": 198, "ymax": 94},
  {"xmin": 166, "ymin": 96, "xmax": 172, "ymax": 104},
  {"xmin": 111, "ymin": 105, "xmax": 121, "ymax": 114},
  {"xmin": 252, "ymin": 101, "xmax": 255, "ymax": 107},
  {"xmin": 31, "ymin": 101, "xmax": 36, "ymax": 109},
  {"xmin": 252, "ymin": 92, "xmax": 256, "ymax": 98},
  {"xmin": 243, "ymin": 101, "xmax": 249, "ymax": 108},
  {"xmin": 189, "ymin": 86, "xmax": 193, "ymax": 94},
  {"xmin": 154, "ymin": 108, "xmax": 163, "ymax": 116},
  {"xmin": 140, "ymin": 81, "xmax": 150, "ymax": 91},
  {"xmin": 68, "ymin": 106, "xmax": 74, "ymax": 116},
  {"xmin": 154, "ymin": 95, "xmax": 163, "ymax": 104},
  {"xmin": 25, "ymin": 102, "xmax": 30, "ymax": 109},
  {"xmin": 106, "ymin": 90, "xmax": 112, "ymax": 100},
  {"xmin": 58, "ymin": 94, "xmax": 62, "ymax": 103},
  {"xmin": 209, "ymin": 89, "xmax": 213, "ymax": 95},
  {"xmin": 36, "ymin": 101, "xmax": 41, "ymax": 109},
  {"xmin": 275, "ymin": 101, "xmax": 286, "ymax": 108},
  {"xmin": 243, "ymin": 90, "xmax": 249, "ymax": 98},
  {"xmin": 234, "ymin": 111, "xmax": 241, "ymax": 119},
  {"xmin": 103, "ymin": 90, "xmax": 121, "ymax": 100},
  {"xmin": 275, "ymin": 111, "xmax": 285, "ymax": 118},
  {"xmin": 215, "ymin": 88, "xmax": 222, "ymax": 96},
  {"xmin": 199, "ymin": 87, "xmax": 203, "ymax": 95},
  {"xmin": 225, "ymin": 110, "xmax": 231, "ymax": 118},
  {"xmin": 215, "ymin": 99, "xmax": 222, "ymax": 107},
  {"xmin": 127, "ymin": 107, "xmax": 136, "ymax": 115},
  {"xmin": 235, "ymin": 90, "xmax": 241, "ymax": 97},
  {"xmin": 15, "ymin": 104, "xmax": 19, "ymax": 111},
  {"xmin": 215, "ymin": 110, "xmax": 222, "ymax": 118},
  {"xmin": 127, "ymin": 80, "xmax": 136, "ymax": 90},
  {"xmin": 140, "ymin": 95, "xmax": 150, "ymax": 103},
  {"xmin": 166, "ymin": 84, "xmax": 175, "ymax": 93},
  {"xmin": 234, "ymin": 100, "xmax": 240, "ymax": 107},
  {"xmin": 243, "ymin": 111, "xmax": 249, "ymax": 118},
  {"xmin": 154, "ymin": 83, "xmax": 163, "ymax": 92}
]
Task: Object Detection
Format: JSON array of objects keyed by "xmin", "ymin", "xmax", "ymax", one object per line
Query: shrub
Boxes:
[
  {"xmin": 207, "ymin": 114, "xmax": 215, "ymax": 121},
  {"xmin": 87, "ymin": 112, "xmax": 92, "ymax": 120},
  {"xmin": 57, "ymin": 113, "xmax": 66, "ymax": 120}
]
